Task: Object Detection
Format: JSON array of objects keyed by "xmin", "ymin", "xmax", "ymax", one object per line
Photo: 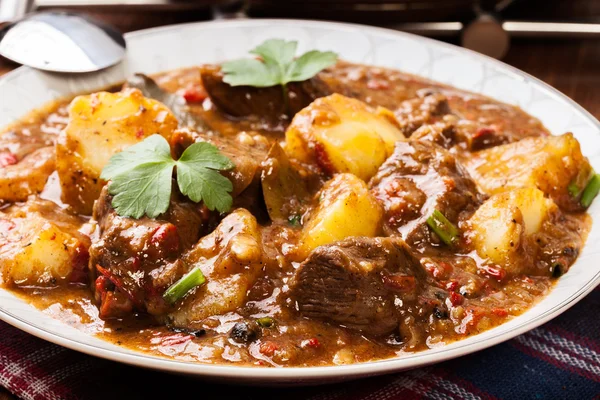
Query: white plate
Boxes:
[{"xmin": 0, "ymin": 19, "xmax": 599, "ymax": 385}]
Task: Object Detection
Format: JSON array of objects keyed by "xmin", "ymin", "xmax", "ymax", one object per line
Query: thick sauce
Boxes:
[{"xmin": 0, "ymin": 61, "xmax": 592, "ymax": 367}]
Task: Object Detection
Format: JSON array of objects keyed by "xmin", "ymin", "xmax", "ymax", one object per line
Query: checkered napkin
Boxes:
[{"xmin": 1, "ymin": 287, "xmax": 598, "ymax": 400}]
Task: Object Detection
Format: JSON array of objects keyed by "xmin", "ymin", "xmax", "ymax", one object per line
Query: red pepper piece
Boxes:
[
  {"xmin": 182, "ymin": 86, "xmax": 208, "ymax": 103},
  {"xmin": 69, "ymin": 244, "xmax": 90, "ymax": 284},
  {"xmin": 150, "ymin": 224, "xmax": 180, "ymax": 255},
  {"xmin": 382, "ymin": 274, "xmax": 416, "ymax": 292},
  {"xmin": 449, "ymin": 292, "xmax": 464, "ymax": 306},
  {"xmin": 259, "ymin": 341, "xmax": 279, "ymax": 357},
  {"xmin": 480, "ymin": 264, "xmax": 507, "ymax": 281},
  {"xmin": 0, "ymin": 152, "xmax": 18, "ymax": 168}
]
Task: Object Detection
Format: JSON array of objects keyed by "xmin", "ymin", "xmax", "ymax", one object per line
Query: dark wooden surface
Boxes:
[{"xmin": 0, "ymin": 9, "xmax": 598, "ymax": 400}]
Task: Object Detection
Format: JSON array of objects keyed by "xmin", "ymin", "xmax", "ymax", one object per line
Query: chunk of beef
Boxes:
[
  {"xmin": 289, "ymin": 237, "xmax": 425, "ymax": 336},
  {"xmin": 395, "ymin": 90, "xmax": 451, "ymax": 137},
  {"xmin": 369, "ymin": 141, "xmax": 483, "ymax": 247},
  {"xmin": 171, "ymin": 128, "xmax": 269, "ymax": 197},
  {"xmin": 90, "ymin": 186, "xmax": 209, "ymax": 319},
  {"xmin": 200, "ymin": 65, "xmax": 331, "ymax": 121},
  {"xmin": 395, "ymin": 89, "xmax": 510, "ymax": 151}
]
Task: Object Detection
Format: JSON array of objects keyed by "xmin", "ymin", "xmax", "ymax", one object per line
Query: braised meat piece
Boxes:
[
  {"xmin": 289, "ymin": 237, "xmax": 425, "ymax": 336},
  {"xmin": 90, "ymin": 186, "xmax": 209, "ymax": 319},
  {"xmin": 369, "ymin": 140, "xmax": 483, "ymax": 247},
  {"xmin": 200, "ymin": 65, "xmax": 331, "ymax": 121}
]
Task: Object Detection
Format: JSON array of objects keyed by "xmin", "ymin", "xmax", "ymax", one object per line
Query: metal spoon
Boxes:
[{"xmin": 0, "ymin": 1, "xmax": 126, "ymax": 73}]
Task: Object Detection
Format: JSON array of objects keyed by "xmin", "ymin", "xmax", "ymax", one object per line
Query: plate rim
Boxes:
[{"xmin": 0, "ymin": 18, "xmax": 599, "ymax": 382}]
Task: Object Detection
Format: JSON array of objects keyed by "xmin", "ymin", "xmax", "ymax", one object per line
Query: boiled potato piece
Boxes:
[
  {"xmin": 167, "ymin": 209, "xmax": 263, "ymax": 328},
  {"xmin": 285, "ymin": 94, "xmax": 404, "ymax": 181},
  {"xmin": 468, "ymin": 188, "xmax": 556, "ymax": 275},
  {"xmin": 463, "ymin": 133, "xmax": 592, "ymax": 211},
  {"xmin": 56, "ymin": 88, "xmax": 178, "ymax": 214},
  {"xmin": 0, "ymin": 147, "xmax": 55, "ymax": 202},
  {"xmin": 297, "ymin": 173, "xmax": 383, "ymax": 259},
  {"xmin": 0, "ymin": 199, "xmax": 89, "ymax": 286}
]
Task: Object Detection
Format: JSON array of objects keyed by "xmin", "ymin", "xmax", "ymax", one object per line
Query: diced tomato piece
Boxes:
[
  {"xmin": 446, "ymin": 281, "xmax": 459, "ymax": 292},
  {"xmin": 95, "ymin": 275, "xmax": 112, "ymax": 302},
  {"xmin": 135, "ymin": 128, "xmax": 144, "ymax": 138},
  {"xmin": 480, "ymin": 264, "xmax": 507, "ymax": 281},
  {"xmin": 302, "ymin": 337, "xmax": 321, "ymax": 349},
  {"xmin": 492, "ymin": 308, "xmax": 508, "ymax": 317},
  {"xmin": 99, "ymin": 290, "xmax": 133, "ymax": 319},
  {"xmin": 96, "ymin": 265, "xmax": 141, "ymax": 307},
  {"xmin": 0, "ymin": 152, "xmax": 18, "ymax": 168},
  {"xmin": 473, "ymin": 126, "xmax": 496, "ymax": 139},
  {"xmin": 69, "ymin": 244, "xmax": 90, "ymax": 284},
  {"xmin": 150, "ymin": 224, "xmax": 180, "ymax": 255},
  {"xmin": 313, "ymin": 142, "xmax": 335, "ymax": 175},
  {"xmin": 182, "ymin": 86, "xmax": 208, "ymax": 103},
  {"xmin": 382, "ymin": 274, "xmax": 416, "ymax": 292},
  {"xmin": 449, "ymin": 292, "xmax": 464, "ymax": 306},
  {"xmin": 259, "ymin": 341, "xmax": 279, "ymax": 357}
]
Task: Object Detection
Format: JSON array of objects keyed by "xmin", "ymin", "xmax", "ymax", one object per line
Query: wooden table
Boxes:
[{"xmin": 0, "ymin": 16, "xmax": 598, "ymax": 400}]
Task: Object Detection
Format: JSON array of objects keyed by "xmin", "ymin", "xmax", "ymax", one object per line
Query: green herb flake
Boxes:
[
  {"xmin": 163, "ymin": 266, "xmax": 206, "ymax": 304},
  {"xmin": 288, "ymin": 214, "xmax": 302, "ymax": 226},
  {"xmin": 101, "ymin": 134, "xmax": 234, "ymax": 219},
  {"xmin": 256, "ymin": 317, "xmax": 275, "ymax": 328},
  {"xmin": 426, "ymin": 210, "xmax": 459, "ymax": 246}
]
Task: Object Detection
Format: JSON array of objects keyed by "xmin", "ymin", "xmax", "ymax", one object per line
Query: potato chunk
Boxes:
[
  {"xmin": 0, "ymin": 199, "xmax": 89, "ymax": 286},
  {"xmin": 463, "ymin": 133, "xmax": 592, "ymax": 211},
  {"xmin": 56, "ymin": 88, "xmax": 178, "ymax": 214},
  {"xmin": 166, "ymin": 209, "xmax": 263, "ymax": 328},
  {"xmin": 285, "ymin": 94, "xmax": 404, "ymax": 181},
  {"xmin": 297, "ymin": 173, "xmax": 383, "ymax": 259},
  {"xmin": 0, "ymin": 147, "xmax": 55, "ymax": 202},
  {"xmin": 468, "ymin": 188, "xmax": 556, "ymax": 275}
]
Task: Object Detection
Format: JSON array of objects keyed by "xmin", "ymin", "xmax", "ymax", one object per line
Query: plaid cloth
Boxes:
[{"xmin": 1, "ymin": 287, "xmax": 598, "ymax": 400}]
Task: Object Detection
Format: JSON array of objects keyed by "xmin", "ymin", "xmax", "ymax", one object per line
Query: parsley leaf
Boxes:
[
  {"xmin": 101, "ymin": 135, "xmax": 234, "ymax": 219},
  {"xmin": 221, "ymin": 39, "xmax": 337, "ymax": 88},
  {"xmin": 176, "ymin": 141, "xmax": 234, "ymax": 212}
]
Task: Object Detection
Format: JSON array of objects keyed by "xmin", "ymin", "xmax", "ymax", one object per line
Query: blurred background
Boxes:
[
  {"xmin": 1, "ymin": 0, "xmax": 599, "ymax": 114},
  {"xmin": 25, "ymin": 0, "xmax": 600, "ymax": 60}
]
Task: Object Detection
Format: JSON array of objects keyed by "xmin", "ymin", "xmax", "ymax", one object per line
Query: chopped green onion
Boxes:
[
  {"xmin": 163, "ymin": 266, "xmax": 206, "ymax": 304},
  {"xmin": 257, "ymin": 317, "xmax": 275, "ymax": 328},
  {"xmin": 581, "ymin": 174, "xmax": 600, "ymax": 208},
  {"xmin": 426, "ymin": 210, "xmax": 459, "ymax": 246},
  {"xmin": 288, "ymin": 214, "xmax": 302, "ymax": 226}
]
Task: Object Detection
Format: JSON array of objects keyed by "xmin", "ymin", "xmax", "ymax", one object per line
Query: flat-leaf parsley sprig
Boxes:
[
  {"xmin": 100, "ymin": 134, "xmax": 234, "ymax": 219},
  {"xmin": 221, "ymin": 39, "xmax": 338, "ymax": 108}
]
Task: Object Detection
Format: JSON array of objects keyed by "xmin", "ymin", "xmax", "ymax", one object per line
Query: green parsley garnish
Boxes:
[
  {"xmin": 163, "ymin": 266, "xmax": 206, "ymax": 304},
  {"xmin": 100, "ymin": 134, "xmax": 234, "ymax": 219},
  {"xmin": 221, "ymin": 39, "xmax": 337, "ymax": 103},
  {"xmin": 426, "ymin": 210, "xmax": 459, "ymax": 246}
]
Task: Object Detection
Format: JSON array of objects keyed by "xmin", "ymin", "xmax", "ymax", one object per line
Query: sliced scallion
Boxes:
[
  {"xmin": 426, "ymin": 210, "xmax": 459, "ymax": 246},
  {"xmin": 257, "ymin": 317, "xmax": 275, "ymax": 328},
  {"xmin": 581, "ymin": 174, "xmax": 600, "ymax": 208},
  {"xmin": 163, "ymin": 266, "xmax": 206, "ymax": 304}
]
